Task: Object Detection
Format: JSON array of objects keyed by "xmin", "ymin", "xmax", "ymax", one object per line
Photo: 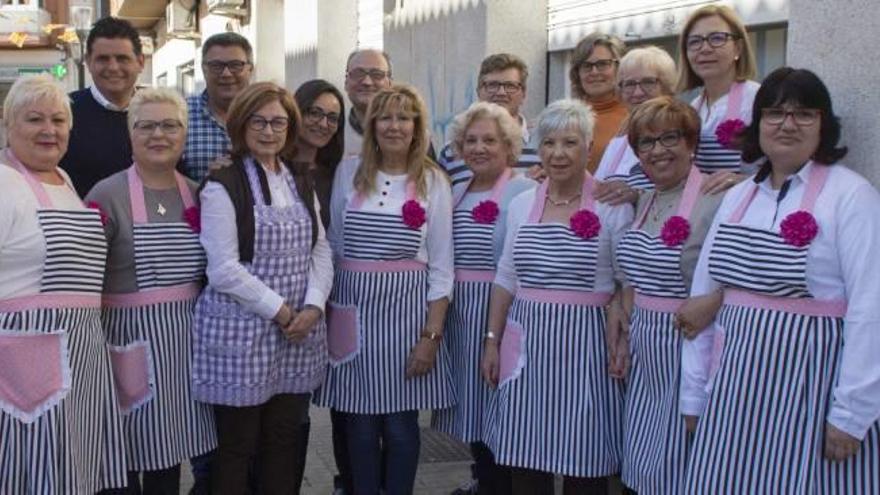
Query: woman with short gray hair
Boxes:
[{"xmin": 481, "ymin": 99, "xmax": 632, "ymax": 493}]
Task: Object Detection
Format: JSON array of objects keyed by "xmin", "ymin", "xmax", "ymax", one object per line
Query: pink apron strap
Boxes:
[
  {"xmin": 633, "ymin": 194, "xmax": 654, "ymax": 229},
  {"xmin": 676, "ymin": 166, "xmax": 703, "ymax": 218},
  {"xmin": 457, "ymin": 167, "xmax": 513, "ymax": 207},
  {"xmin": 799, "ymin": 162, "xmax": 829, "ymax": 212},
  {"xmin": 724, "ymin": 81, "xmax": 745, "ymax": 122},
  {"xmin": 527, "ymin": 180, "xmax": 549, "ymax": 223},
  {"xmin": 128, "ymin": 165, "xmax": 195, "ymax": 224},
  {"xmin": 579, "ymin": 173, "xmax": 596, "ymax": 211},
  {"xmin": 728, "ymin": 184, "xmax": 759, "ymax": 223},
  {"xmin": 175, "ymin": 171, "xmax": 195, "ymax": 209},
  {"xmin": 609, "ymin": 137, "xmax": 630, "ymax": 176},
  {"xmin": 5, "ymin": 149, "xmax": 61, "ymax": 208}
]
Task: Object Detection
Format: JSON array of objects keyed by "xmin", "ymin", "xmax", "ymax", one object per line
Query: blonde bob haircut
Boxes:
[
  {"xmin": 677, "ymin": 4, "xmax": 757, "ymax": 92},
  {"xmin": 627, "ymin": 96, "xmax": 701, "ymax": 152},
  {"xmin": 355, "ymin": 84, "xmax": 441, "ymax": 199},
  {"xmin": 2, "ymin": 74, "xmax": 72, "ymax": 130},
  {"xmin": 449, "ymin": 102, "xmax": 523, "ymax": 166},
  {"xmin": 226, "ymin": 82, "xmax": 302, "ymax": 163},
  {"xmin": 127, "ymin": 87, "xmax": 188, "ymax": 130},
  {"xmin": 617, "ymin": 45, "xmax": 678, "ymax": 96}
]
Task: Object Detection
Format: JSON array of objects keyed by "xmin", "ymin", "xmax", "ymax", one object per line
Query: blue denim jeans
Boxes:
[{"xmin": 345, "ymin": 410, "xmax": 420, "ymax": 495}]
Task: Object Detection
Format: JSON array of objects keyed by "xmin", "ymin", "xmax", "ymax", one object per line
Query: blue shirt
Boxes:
[{"xmin": 183, "ymin": 91, "xmax": 231, "ymax": 182}]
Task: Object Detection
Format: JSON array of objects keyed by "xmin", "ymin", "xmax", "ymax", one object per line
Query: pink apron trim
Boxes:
[
  {"xmin": 0, "ymin": 293, "xmax": 101, "ymax": 313},
  {"xmin": 517, "ymin": 288, "xmax": 612, "ymax": 307},
  {"xmin": 527, "ymin": 173, "xmax": 596, "ymax": 223},
  {"xmin": 454, "ymin": 269, "xmax": 496, "ymax": 283},
  {"xmin": 634, "ymin": 166, "xmax": 703, "ymax": 228},
  {"xmin": 108, "ymin": 340, "xmax": 155, "ymax": 414},
  {"xmin": 723, "ymin": 288, "xmax": 847, "ymax": 317},
  {"xmin": 608, "ymin": 137, "xmax": 630, "ymax": 176},
  {"xmin": 498, "ymin": 320, "xmax": 526, "ymax": 388},
  {"xmin": 338, "ymin": 258, "xmax": 427, "ymax": 273},
  {"xmin": 729, "ymin": 161, "xmax": 829, "ymax": 223},
  {"xmin": 0, "ymin": 330, "xmax": 71, "ymax": 424},
  {"xmin": 697, "ymin": 81, "xmax": 745, "ymax": 122},
  {"xmin": 350, "ymin": 178, "xmax": 417, "ymax": 210},
  {"xmin": 101, "ymin": 282, "xmax": 202, "ymax": 308},
  {"xmin": 633, "ymin": 293, "xmax": 684, "ymax": 313},
  {"xmin": 453, "ymin": 167, "xmax": 513, "ymax": 208},
  {"xmin": 4, "ymin": 149, "xmax": 79, "ymax": 208},
  {"xmin": 326, "ymin": 302, "xmax": 361, "ymax": 366},
  {"xmin": 127, "ymin": 165, "xmax": 195, "ymax": 224}
]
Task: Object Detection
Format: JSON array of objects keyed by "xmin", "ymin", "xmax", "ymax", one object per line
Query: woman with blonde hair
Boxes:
[{"xmin": 315, "ymin": 84, "xmax": 455, "ymax": 494}]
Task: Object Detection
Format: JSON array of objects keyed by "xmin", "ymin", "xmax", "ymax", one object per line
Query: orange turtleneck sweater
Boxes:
[{"xmin": 585, "ymin": 94, "xmax": 628, "ymax": 174}]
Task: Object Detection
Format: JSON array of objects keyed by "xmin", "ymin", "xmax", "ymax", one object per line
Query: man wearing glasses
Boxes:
[
  {"xmin": 183, "ymin": 32, "xmax": 254, "ymax": 181},
  {"xmin": 343, "ymin": 49, "xmax": 393, "ymax": 157},
  {"xmin": 439, "ymin": 53, "xmax": 541, "ymax": 186}
]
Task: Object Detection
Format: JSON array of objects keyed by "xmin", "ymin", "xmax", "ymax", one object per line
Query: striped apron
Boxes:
[
  {"xmin": 314, "ymin": 181, "xmax": 455, "ymax": 414},
  {"xmin": 433, "ymin": 169, "xmax": 511, "ymax": 442},
  {"xmin": 694, "ymin": 81, "xmax": 745, "ymax": 174},
  {"xmin": 602, "ymin": 135, "xmax": 653, "ymax": 191},
  {"xmin": 192, "ymin": 159, "xmax": 327, "ymax": 406},
  {"xmin": 487, "ymin": 177, "xmax": 623, "ymax": 477},
  {"xmin": 100, "ymin": 166, "xmax": 216, "ymax": 471},
  {"xmin": 685, "ymin": 164, "xmax": 880, "ymax": 494},
  {"xmin": 0, "ymin": 153, "xmax": 127, "ymax": 494},
  {"xmin": 615, "ymin": 167, "xmax": 702, "ymax": 494}
]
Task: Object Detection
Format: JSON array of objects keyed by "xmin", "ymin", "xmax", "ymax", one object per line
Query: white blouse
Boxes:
[
  {"xmin": 681, "ymin": 162, "xmax": 880, "ymax": 440},
  {"xmin": 200, "ymin": 162, "xmax": 333, "ymax": 320},
  {"xmin": 690, "ymin": 80, "xmax": 760, "ymax": 133},
  {"xmin": 0, "ymin": 163, "xmax": 85, "ymax": 300},
  {"xmin": 328, "ymin": 157, "xmax": 455, "ymax": 302},
  {"xmin": 594, "ymin": 135, "xmax": 640, "ymax": 182},
  {"xmin": 493, "ymin": 187, "xmax": 633, "ymax": 294}
]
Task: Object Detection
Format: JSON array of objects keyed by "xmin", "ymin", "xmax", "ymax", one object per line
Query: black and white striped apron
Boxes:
[
  {"xmin": 601, "ymin": 135, "xmax": 653, "ymax": 191},
  {"xmin": 314, "ymin": 181, "xmax": 455, "ymax": 413},
  {"xmin": 694, "ymin": 82, "xmax": 746, "ymax": 174},
  {"xmin": 100, "ymin": 165, "xmax": 215, "ymax": 471},
  {"xmin": 433, "ymin": 170, "xmax": 511, "ymax": 442},
  {"xmin": 486, "ymin": 177, "xmax": 623, "ymax": 477},
  {"xmin": 685, "ymin": 164, "xmax": 880, "ymax": 494},
  {"xmin": 0, "ymin": 153, "xmax": 128, "ymax": 494},
  {"xmin": 616, "ymin": 167, "xmax": 702, "ymax": 494}
]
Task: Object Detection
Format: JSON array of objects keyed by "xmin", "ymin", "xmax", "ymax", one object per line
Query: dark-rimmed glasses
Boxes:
[
  {"xmin": 580, "ymin": 59, "xmax": 617, "ymax": 73},
  {"xmin": 636, "ymin": 129, "xmax": 683, "ymax": 153},
  {"xmin": 304, "ymin": 107, "xmax": 340, "ymax": 127},
  {"xmin": 618, "ymin": 77, "xmax": 660, "ymax": 94},
  {"xmin": 686, "ymin": 32, "xmax": 739, "ymax": 52},
  {"xmin": 347, "ymin": 68, "xmax": 388, "ymax": 82},
  {"xmin": 481, "ymin": 81, "xmax": 523, "ymax": 94},
  {"xmin": 248, "ymin": 116, "xmax": 289, "ymax": 133},
  {"xmin": 132, "ymin": 119, "xmax": 184, "ymax": 135},
  {"xmin": 203, "ymin": 60, "xmax": 251, "ymax": 75},
  {"xmin": 761, "ymin": 107, "xmax": 821, "ymax": 126}
]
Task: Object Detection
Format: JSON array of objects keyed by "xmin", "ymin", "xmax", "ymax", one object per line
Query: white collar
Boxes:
[
  {"xmin": 89, "ymin": 85, "xmax": 130, "ymax": 112},
  {"xmin": 517, "ymin": 113, "xmax": 530, "ymax": 144}
]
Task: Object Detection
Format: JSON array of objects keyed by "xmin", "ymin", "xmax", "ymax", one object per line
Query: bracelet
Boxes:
[
  {"xmin": 484, "ymin": 331, "xmax": 498, "ymax": 341},
  {"xmin": 420, "ymin": 330, "xmax": 443, "ymax": 341}
]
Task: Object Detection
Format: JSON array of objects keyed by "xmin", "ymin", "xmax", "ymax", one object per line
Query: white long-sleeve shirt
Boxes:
[
  {"xmin": 199, "ymin": 163, "xmax": 333, "ymax": 320},
  {"xmin": 681, "ymin": 162, "xmax": 880, "ymax": 440},
  {"xmin": 328, "ymin": 157, "xmax": 454, "ymax": 301},
  {"xmin": 493, "ymin": 187, "xmax": 633, "ymax": 294}
]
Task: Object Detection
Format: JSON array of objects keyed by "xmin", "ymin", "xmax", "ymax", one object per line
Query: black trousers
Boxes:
[{"xmin": 99, "ymin": 466, "xmax": 181, "ymax": 495}]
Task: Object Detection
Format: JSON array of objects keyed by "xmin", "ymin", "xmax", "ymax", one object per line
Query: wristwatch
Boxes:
[
  {"xmin": 420, "ymin": 329, "xmax": 443, "ymax": 341},
  {"xmin": 484, "ymin": 331, "xmax": 498, "ymax": 341}
]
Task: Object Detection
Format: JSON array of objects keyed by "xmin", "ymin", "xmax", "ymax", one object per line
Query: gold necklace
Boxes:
[{"xmin": 546, "ymin": 192, "xmax": 582, "ymax": 207}]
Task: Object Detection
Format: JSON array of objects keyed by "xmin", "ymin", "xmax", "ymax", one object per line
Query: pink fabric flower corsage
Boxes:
[
  {"xmin": 779, "ymin": 210, "xmax": 818, "ymax": 247},
  {"xmin": 660, "ymin": 215, "xmax": 690, "ymax": 247},
  {"xmin": 86, "ymin": 201, "xmax": 108, "ymax": 226},
  {"xmin": 402, "ymin": 200, "xmax": 426, "ymax": 229},
  {"xmin": 183, "ymin": 206, "xmax": 201, "ymax": 233},
  {"xmin": 569, "ymin": 209, "xmax": 601, "ymax": 239},
  {"xmin": 472, "ymin": 200, "xmax": 500, "ymax": 224},
  {"xmin": 715, "ymin": 118, "xmax": 746, "ymax": 149}
]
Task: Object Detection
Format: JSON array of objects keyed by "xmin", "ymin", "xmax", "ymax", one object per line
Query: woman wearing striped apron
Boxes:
[
  {"xmin": 594, "ymin": 46, "xmax": 679, "ymax": 202},
  {"xmin": 676, "ymin": 5, "xmax": 760, "ymax": 192},
  {"xmin": 431, "ymin": 102, "xmax": 535, "ymax": 494},
  {"xmin": 481, "ymin": 99, "xmax": 633, "ymax": 494},
  {"xmin": 192, "ymin": 82, "xmax": 334, "ymax": 493},
  {"xmin": 314, "ymin": 85, "xmax": 455, "ymax": 494},
  {"xmin": 612, "ymin": 97, "xmax": 723, "ymax": 494},
  {"xmin": 680, "ymin": 68, "xmax": 880, "ymax": 494},
  {"xmin": 0, "ymin": 75, "xmax": 127, "ymax": 493},
  {"xmin": 86, "ymin": 89, "xmax": 216, "ymax": 492}
]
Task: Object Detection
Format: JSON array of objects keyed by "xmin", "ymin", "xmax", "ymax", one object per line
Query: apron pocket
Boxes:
[
  {"xmin": 326, "ymin": 301, "xmax": 360, "ymax": 365},
  {"xmin": 109, "ymin": 340, "xmax": 155, "ymax": 414},
  {"xmin": 499, "ymin": 321, "xmax": 526, "ymax": 388},
  {"xmin": 0, "ymin": 330, "xmax": 71, "ymax": 424}
]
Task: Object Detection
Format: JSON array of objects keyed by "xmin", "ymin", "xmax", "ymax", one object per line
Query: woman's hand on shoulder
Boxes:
[
  {"xmin": 700, "ymin": 171, "xmax": 747, "ymax": 195},
  {"xmin": 595, "ymin": 180, "xmax": 638, "ymax": 206}
]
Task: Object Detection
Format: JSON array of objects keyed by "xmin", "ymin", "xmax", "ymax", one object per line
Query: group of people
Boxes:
[{"xmin": 1, "ymin": 4, "xmax": 878, "ymax": 495}]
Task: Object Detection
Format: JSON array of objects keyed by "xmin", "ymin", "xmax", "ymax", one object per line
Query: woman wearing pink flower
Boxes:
[
  {"xmin": 480, "ymin": 99, "xmax": 633, "ymax": 492},
  {"xmin": 678, "ymin": 5, "xmax": 760, "ymax": 193},
  {"xmin": 315, "ymin": 84, "xmax": 455, "ymax": 493},
  {"xmin": 431, "ymin": 101, "xmax": 535, "ymax": 492},
  {"xmin": 86, "ymin": 88, "xmax": 216, "ymax": 492},
  {"xmin": 680, "ymin": 68, "xmax": 880, "ymax": 493},
  {"xmin": 610, "ymin": 96, "xmax": 724, "ymax": 494}
]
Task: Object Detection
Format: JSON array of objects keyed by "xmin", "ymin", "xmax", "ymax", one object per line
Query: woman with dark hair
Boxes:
[
  {"xmin": 294, "ymin": 79, "xmax": 346, "ymax": 227},
  {"xmin": 679, "ymin": 67, "xmax": 880, "ymax": 493},
  {"xmin": 190, "ymin": 82, "xmax": 333, "ymax": 493}
]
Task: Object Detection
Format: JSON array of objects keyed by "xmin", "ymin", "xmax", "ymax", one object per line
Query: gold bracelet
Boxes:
[{"xmin": 420, "ymin": 330, "xmax": 443, "ymax": 341}]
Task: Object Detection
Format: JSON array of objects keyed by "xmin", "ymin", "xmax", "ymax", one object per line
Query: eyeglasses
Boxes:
[
  {"xmin": 761, "ymin": 107, "xmax": 821, "ymax": 126},
  {"xmin": 686, "ymin": 32, "xmax": 739, "ymax": 52},
  {"xmin": 347, "ymin": 68, "xmax": 389, "ymax": 82},
  {"xmin": 203, "ymin": 60, "xmax": 251, "ymax": 75},
  {"xmin": 132, "ymin": 119, "xmax": 184, "ymax": 135},
  {"xmin": 579, "ymin": 59, "xmax": 617, "ymax": 73},
  {"xmin": 480, "ymin": 80, "xmax": 523, "ymax": 94},
  {"xmin": 248, "ymin": 116, "xmax": 289, "ymax": 133},
  {"xmin": 304, "ymin": 106, "xmax": 340, "ymax": 127},
  {"xmin": 636, "ymin": 129, "xmax": 684, "ymax": 153},
  {"xmin": 618, "ymin": 77, "xmax": 660, "ymax": 94}
]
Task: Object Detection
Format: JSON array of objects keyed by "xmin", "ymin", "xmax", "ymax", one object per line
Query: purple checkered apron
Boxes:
[
  {"xmin": 191, "ymin": 158, "xmax": 327, "ymax": 406},
  {"xmin": 0, "ymin": 150, "xmax": 128, "ymax": 494}
]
